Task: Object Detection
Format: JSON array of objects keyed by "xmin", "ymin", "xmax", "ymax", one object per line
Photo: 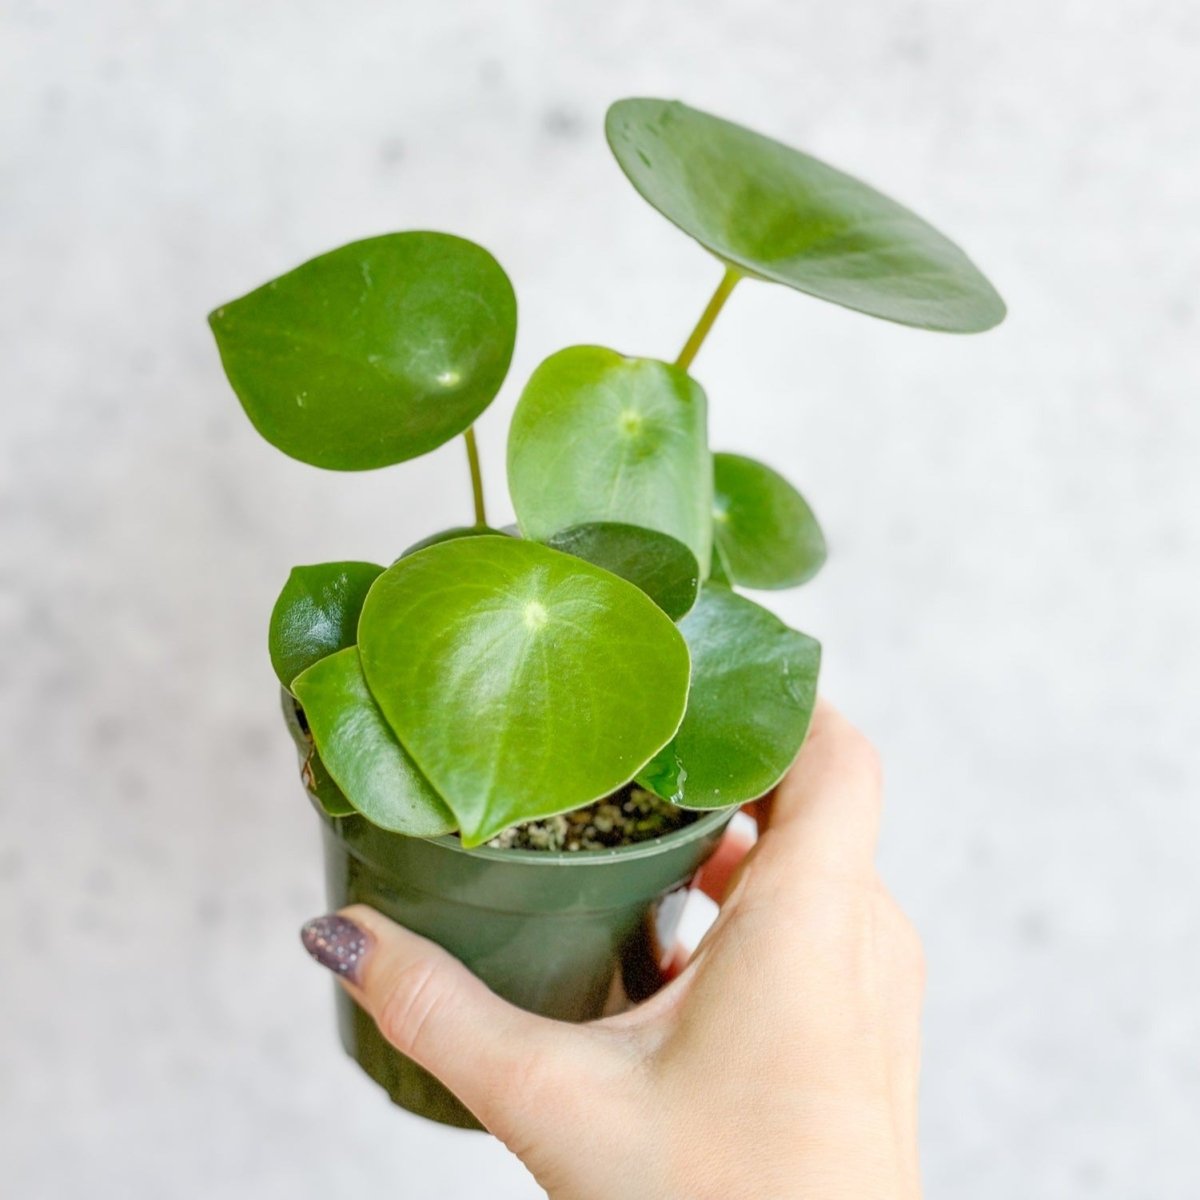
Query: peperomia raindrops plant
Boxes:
[{"xmin": 212, "ymin": 98, "xmax": 1004, "ymax": 853}]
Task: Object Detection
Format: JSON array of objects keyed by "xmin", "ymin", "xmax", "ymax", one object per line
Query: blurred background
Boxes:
[{"xmin": 2, "ymin": 1, "xmax": 1197, "ymax": 1196}]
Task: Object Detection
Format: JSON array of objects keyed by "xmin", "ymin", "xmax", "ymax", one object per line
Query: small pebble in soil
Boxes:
[{"xmin": 486, "ymin": 784, "xmax": 696, "ymax": 851}]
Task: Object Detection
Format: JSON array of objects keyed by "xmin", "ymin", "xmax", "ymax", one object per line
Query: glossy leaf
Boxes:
[
  {"xmin": 606, "ymin": 99, "xmax": 1005, "ymax": 333},
  {"xmin": 637, "ymin": 587, "xmax": 820, "ymax": 808},
  {"xmin": 508, "ymin": 346, "xmax": 713, "ymax": 572},
  {"xmin": 210, "ymin": 232, "xmax": 517, "ymax": 469},
  {"xmin": 713, "ymin": 452, "xmax": 826, "ymax": 589},
  {"xmin": 546, "ymin": 522, "xmax": 699, "ymax": 621},
  {"xmin": 358, "ymin": 536, "xmax": 690, "ymax": 846},
  {"xmin": 292, "ymin": 648, "xmax": 455, "ymax": 836},
  {"xmin": 280, "ymin": 689, "xmax": 356, "ymax": 818},
  {"xmin": 395, "ymin": 524, "xmax": 512, "ymax": 563},
  {"xmin": 269, "ymin": 561, "xmax": 384, "ymax": 689},
  {"xmin": 301, "ymin": 747, "xmax": 358, "ymax": 819}
]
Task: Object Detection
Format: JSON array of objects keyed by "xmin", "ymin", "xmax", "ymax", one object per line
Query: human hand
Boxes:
[{"xmin": 301, "ymin": 702, "xmax": 924, "ymax": 1199}]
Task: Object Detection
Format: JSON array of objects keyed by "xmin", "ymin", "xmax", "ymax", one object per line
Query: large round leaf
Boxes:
[
  {"xmin": 209, "ymin": 232, "xmax": 517, "ymax": 469},
  {"xmin": 606, "ymin": 99, "xmax": 1005, "ymax": 333},
  {"xmin": 713, "ymin": 452, "xmax": 826, "ymax": 589},
  {"xmin": 292, "ymin": 648, "xmax": 455, "ymax": 836},
  {"xmin": 358, "ymin": 536, "xmax": 691, "ymax": 846},
  {"xmin": 508, "ymin": 346, "xmax": 712, "ymax": 572},
  {"xmin": 637, "ymin": 587, "xmax": 820, "ymax": 808},
  {"xmin": 269, "ymin": 561, "xmax": 384, "ymax": 689},
  {"xmin": 546, "ymin": 522, "xmax": 699, "ymax": 621}
]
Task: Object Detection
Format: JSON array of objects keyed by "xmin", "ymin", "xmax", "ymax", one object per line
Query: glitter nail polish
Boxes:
[{"xmin": 300, "ymin": 914, "xmax": 371, "ymax": 984}]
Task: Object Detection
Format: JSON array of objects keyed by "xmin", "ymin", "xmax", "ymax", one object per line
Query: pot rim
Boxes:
[
  {"xmin": 424, "ymin": 803, "xmax": 736, "ymax": 866},
  {"xmin": 320, "ymin": 796, "xmax": 736, "ymax": 868}
]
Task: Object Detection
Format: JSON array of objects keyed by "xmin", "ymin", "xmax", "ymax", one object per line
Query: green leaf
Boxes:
[
  {"xmin": 546, "ymin": 522, "xmax": 699, "ymax": 621},
  {"xmin": 209, "ymin": 232, "xmax": 517, "ymax": 470},
  {"xmin": 713, "ymin": 452, "xmax": 826, "ymax": 589},
  {"xmin": 301, "ymin": 748, "xmax": 358, "ymax": 819},
  {"xmin": 358, "ymin": 536, "xmax": 691, "ymax": 846},
  {"xmin": 280, "ymin": 689, "xmax": 356, "ymax": 817},
  {"xmin": 395, "ymin": 524, "xmax": 512, "ymax": 563},
  {"xmin": 508, "ymin": 346, "xmax": 713, "ymax": 573},
  {"xmin": 269, "ymin": 561, "xmax": 384, "ymax": 689},
  {"xmin": 638, "ymin": 587, "xmax": 820, "ymax": 808},
  {"xmin": 292, "ymin": 648, "xmax": 456, "ymax": 836},
  {"xmin": 606, "ymin": 99, "xmax": 1005, "ymax": 333}
]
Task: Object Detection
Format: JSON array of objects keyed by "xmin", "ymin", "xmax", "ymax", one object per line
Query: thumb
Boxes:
[{"xmin": 300, "ymin": 905, "xmax": 584, "ymax": 1135}]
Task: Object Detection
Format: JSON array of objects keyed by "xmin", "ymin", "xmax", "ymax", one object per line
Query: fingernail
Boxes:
[{"xmin": 300, "ymin": 914, "xmax": 372, "ymax": 985}]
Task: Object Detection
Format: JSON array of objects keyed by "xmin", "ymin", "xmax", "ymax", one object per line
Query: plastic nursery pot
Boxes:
[{"xmin": 313, "ymin": 792, "xmax": 732, "ymax": 1129}]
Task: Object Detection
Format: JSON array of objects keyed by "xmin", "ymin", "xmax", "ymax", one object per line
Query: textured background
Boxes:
[{"xmin": 2, "ymin": 1, "xmax": 1197, "ymax": 1196}]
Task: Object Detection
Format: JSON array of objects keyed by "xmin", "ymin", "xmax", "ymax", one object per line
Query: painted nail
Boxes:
[{"xmin": 300, "ymin": 914, "xmax": 372, "ymax": 985}]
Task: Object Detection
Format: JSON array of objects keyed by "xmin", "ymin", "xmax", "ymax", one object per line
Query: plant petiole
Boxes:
[
  {"xmin": 464, "ymin": 425, "xmax": 487, "ymax": 526},
  {"xmin": 674, "ymin": 265, "xmax": 741, "ymax": 373}
]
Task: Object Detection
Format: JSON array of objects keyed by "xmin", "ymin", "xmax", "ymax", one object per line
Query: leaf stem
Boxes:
[
  {"xmin": 464, "ymin": 426, "xmax": 487, "ymax": 526},
  {"xmin": 674, "ymin": 265, "xmax": 742, "ymax": 373}
]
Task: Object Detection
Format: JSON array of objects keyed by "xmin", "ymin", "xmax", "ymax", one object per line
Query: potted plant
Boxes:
[{"xmin": 210, "ymin": 97, "xmax": 1004, "ymax": 1129}]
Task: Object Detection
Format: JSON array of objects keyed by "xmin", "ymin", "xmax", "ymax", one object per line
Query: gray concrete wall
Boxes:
[{"xmin": 2, "ymin": 2, "xmax": 1197, "ymax": 1196}]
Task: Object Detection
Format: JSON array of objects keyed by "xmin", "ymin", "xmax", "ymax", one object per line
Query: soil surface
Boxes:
[{"xmin": 486, "ymin": 783, "xmax": 696, "ymax": 851}]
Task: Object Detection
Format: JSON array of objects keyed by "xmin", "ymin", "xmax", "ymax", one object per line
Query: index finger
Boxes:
[{"xmin": 752, "ymin": 699, "xmax": 883, "ymax": 876}]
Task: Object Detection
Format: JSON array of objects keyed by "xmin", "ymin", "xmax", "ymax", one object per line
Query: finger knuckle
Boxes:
[
  {"xmin": 848, "ymin": 728, "xmax": 884, "ymax": 791},
  {"xmin": 899, "ymin": 918, "xmax": 926, "ymax": 984},
  {"xmin": 881, "ymin": 898, "xmax": 926, "ymax": 987},
  {"xmin": 820, "ymin": 710, "xmax": 884, "ymax": 795},
  {"xmin": 377, "ymin": 958, "xmax": 448, "ymax": 1058}
]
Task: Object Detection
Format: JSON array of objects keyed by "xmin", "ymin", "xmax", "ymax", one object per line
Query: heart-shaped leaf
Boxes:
[
  {"xmin": 395, "ymin": 524, "xmax": 512, "ymax": 563},
  {"xmin": 292, "ymin": 648, "xmax": 455, "ymax": 836},
  {"xmin": 508, "ymin": 346, "xmax": 713, "ymax": 573},
  {"xmin": 713, "ymin": 452, "xmax": 826, "ymax": 589},
  {"xmin": 358, "ymin": 536, "xmax": 691, "ymax": 846},
  {"xmin": 269, "ymin": 561, "xmax": 384, "ymax": 689},
  {"xmin": 637, "ymin": 587, "xmax": 820, "ymax": 808},
  {"xmin": 546, "ymin": 522, "xmax": 699, "ymax": 621},
  {"xmin": 280, "ymin": 689, "xmax": 356, "ymax": 818},
  {"xmin": 209, "ymin": 232, "xmax": 517, "ymax": 469},
  {"xmin": 606, "ymin": 99, "xmax": 1005, "ymax": 333}
]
